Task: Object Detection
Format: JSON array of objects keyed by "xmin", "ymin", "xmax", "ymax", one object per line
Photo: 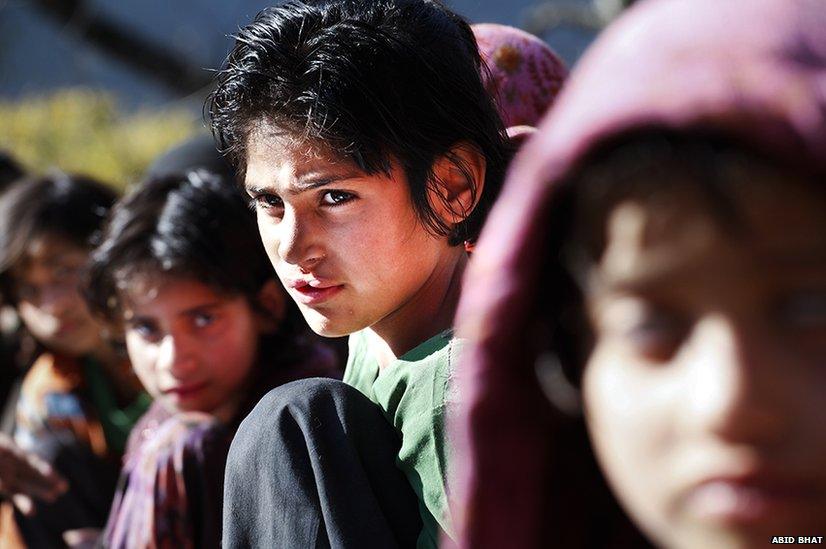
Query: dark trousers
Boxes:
[{"xmin": 223, "ymin": 379, "xmax": 422, "ymax": 548}]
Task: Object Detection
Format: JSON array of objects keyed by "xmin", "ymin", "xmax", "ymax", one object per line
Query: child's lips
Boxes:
[
  {"xmin": 288, "ymin": 279, "xmax": 344, "ymax": 305},
  {"xmin": 683, "ymin": 473, "xmax": 824, "ymax": 525},
  {"xmin": 162, "ymin": 381, "xmax": 209, "ymax": 399}
]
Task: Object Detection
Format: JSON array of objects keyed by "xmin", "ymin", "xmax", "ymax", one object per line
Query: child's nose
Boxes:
[
  {"xmin": 157, "ymin": 334, "xmax": 198, "ymax": 377},
  {"xmin": 275, "ymin": 209, "xmax": 325, "ymax": 268},
  {"xmin": 685, "ymin": 315, "xmax": 789, "ymax": 446},
  {"xmin": 38, "ymin": 283, "xmax": 75, "ymax": 316}
]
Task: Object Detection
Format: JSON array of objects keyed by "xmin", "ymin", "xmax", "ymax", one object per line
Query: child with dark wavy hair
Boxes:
[
  {"xmin": 206, "ymin": 0, "xmax": 511, "ymax": 546},
  {"xmin": 0, "ymin": 172, "xmax": 147, "ymax": 548},
  {"xmin": 85, "ymin": 170, "xmax": 337, "ymax": 548}
]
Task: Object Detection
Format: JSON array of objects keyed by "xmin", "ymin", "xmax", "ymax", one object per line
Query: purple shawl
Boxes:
[{"xmin": 451, "ymin": 0, "xmax": 826, "ymax": 547}]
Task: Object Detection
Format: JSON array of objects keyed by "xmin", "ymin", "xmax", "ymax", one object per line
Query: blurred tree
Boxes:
[
  {"xmin": 27, "ymin": 0, "xmax": 212, "ymax": 96},
  {"xmin": 524, "ymin": 0, "xmax": 637, "ymax": 34},
  {"xmin": 0, "ymin": 88, "xmax": 199, "ymax": 189}
]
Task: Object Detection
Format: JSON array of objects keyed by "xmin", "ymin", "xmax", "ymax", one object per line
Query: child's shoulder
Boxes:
[
  {"xmin": 17, "ymin": 352, "xmax": 86, "ymax": 428},
  {"xmin": 20, "ymin": 352, "xmax": 84, "ymax": 400}
]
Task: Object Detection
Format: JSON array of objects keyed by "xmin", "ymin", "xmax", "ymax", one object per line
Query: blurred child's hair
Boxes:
[
  {"xmin": 542, "ymin": 131, "xmax": 825, "ymax": 387},
  {"xmin": 0, "ymin": 172, "xmax": 116, "ymax": 304},
  {"xmin": 86, "ymin": 170, "xmax": 282, "ymax": 323},
  {"xmin": 206, "ymin": 0, "xmax": 510, "ymax": 245}
]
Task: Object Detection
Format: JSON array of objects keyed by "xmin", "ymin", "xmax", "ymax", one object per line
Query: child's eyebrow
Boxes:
[
  {"xmin": 246, "ymin": 172, "xmax": 361, "ymax": 196},
  {"xmin": 181, "ymin": 301, "xmax": 225, "ymax": 316}
]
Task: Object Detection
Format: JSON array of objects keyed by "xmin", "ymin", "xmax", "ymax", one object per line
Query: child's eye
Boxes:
[
  {"xmin": 321, "ymin": 190, "xmax": 355, "ymax": 206},
  {"xmin": 251, "ymin": 193, "xmax": 284, "ymax": 212},
  {"xmin": 131, "ymin": 320, "xmax": 161, "ymax": 342},
  {"xmin": 15, "ymin": 284, "xmax": 39, "ymax": 302},
  {"xmin": 595, "ymin": 297, "xmax": 688, "ymax": 362},
  {"xmin": 53, "ymin": 264, "xmax": 82, "ymax": 280},
  {"xmin": 192, "ymin": 312, "xmax": 215, "ymax": 329},
  {"xmin": 625, "ymin": 313, "xmax": 687, "ymax": 362}
]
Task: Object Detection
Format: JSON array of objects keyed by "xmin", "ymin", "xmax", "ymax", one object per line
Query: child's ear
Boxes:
[
  {"xmin": 429, "ymin": 141, "xmax": 486, "ymax": 227},
  {"xmin": 255, "ymin": 279, "xmax": 287, "ymax": 333}
]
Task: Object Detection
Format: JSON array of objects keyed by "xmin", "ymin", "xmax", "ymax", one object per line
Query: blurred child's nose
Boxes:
[
  {"xmin": 156, "ymin": 333, "xmax": 198, "ymax": 377},
  {"xmin": 686, "ymin": 315, "xmax": 789, "ymax": 445},
  {"xmin": 37, "ymin": 281, "xmax": 76, "ymax": 316}
]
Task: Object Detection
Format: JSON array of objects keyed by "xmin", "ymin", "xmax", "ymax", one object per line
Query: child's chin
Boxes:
[{"xmin": 301, "ymin": 310, "xmax": 358, "ymax": 338}]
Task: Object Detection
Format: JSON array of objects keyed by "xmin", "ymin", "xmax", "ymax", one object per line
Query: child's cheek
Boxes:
[
  {"xmin": 583, "ymin": 344, "xmax": 681, "ymax": 533},
  {"xmin": 125, "ymin": 337, "xmax": 162, "ymax": 399}
]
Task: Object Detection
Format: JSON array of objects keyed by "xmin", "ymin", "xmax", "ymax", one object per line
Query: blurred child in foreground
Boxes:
[{"xmin": 452, "ymin": 0, "xmax": 826, "ymax": 547}]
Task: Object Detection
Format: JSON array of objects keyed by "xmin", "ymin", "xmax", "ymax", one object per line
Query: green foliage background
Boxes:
[{"xmin": 0, "ymin": 88, "xmax": 201, "ymax": 190}]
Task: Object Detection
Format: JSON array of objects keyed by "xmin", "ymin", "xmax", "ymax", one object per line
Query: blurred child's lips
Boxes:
[
  {"xmin": 683, "ymin": 473, "xmax": 823, "ymax": 525},
  {"xmin": 56, "ymin": 317, "xmax": 82, "ymax": 336},
  {"xmin": 162, "ymin": 381, "xmax": 209, "ymax": 398}
]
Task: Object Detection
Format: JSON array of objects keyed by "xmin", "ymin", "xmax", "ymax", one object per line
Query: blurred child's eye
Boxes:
[
  {"xmin": 594, "ymin": 297, "xmax": 688, "ymax": 362},
  {"xmin": 321, "ymin": 190, "xmax": 355, "ymax": 206},
  {"xmin": 53, "ymin": 264, "xmax": 82, "ymax": 281},
  {"xmin": 131, "ymin": 320, "xmax": 161, "ymax": 342},
  {"xmin": 626, "ymin": 312, "xmax": 688, "ymax": 362},
  {"xmin": 16, "ymin": 284, "xmax": 39, "ymax": 302},
  {"xmin": 192, "ymin": 312, "xmax": 215, "ymax": 329}
]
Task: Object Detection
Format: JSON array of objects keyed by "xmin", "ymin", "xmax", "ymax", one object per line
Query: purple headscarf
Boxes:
[
  {"xmin": 473, "ymin": 23, "xmax": 568, "ymax": 129},
  {"xmin": 452, "ymin": 0, "xmax": 826, "ymax": 547}
]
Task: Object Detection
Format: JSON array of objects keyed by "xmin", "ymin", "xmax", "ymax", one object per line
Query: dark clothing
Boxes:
[{"xmin": 223, "ymin": 378, "xmax": 422, "ymax": 548}]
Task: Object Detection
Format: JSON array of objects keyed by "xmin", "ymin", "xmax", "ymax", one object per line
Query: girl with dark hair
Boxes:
[
  {"xmin": 206, "ymin": 0, "xmax": 513, "ymax": 547},
  {"xmin": 452, "ymin": 0, "xmax": 826, "ymax": 547},
  {"xmin": 85, "ymin": 170, "xmax": 337, "ymax": 548},
  {"xmin": 0, "ymin": 173, "xmax": 148, "ymax": 548}
]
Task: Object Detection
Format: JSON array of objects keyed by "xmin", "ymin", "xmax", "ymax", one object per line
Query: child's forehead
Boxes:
[
  {"xmin": 13, "ymin": 233, "xmax": 87, "ymax": 275},
  {"xmin": 246, "ymin": 123, "xmax": 352, "ymax": 168},
  {"xmin": 590, "ymin": 179, "xmax": 826, "ymax": 289},
  {"xmin": 245, "ymin": 130, "xmax": 366, "ymax": 187},
  {"xmin": 117, "ymin": 272, "xmax": 238, "ymax": 316}
]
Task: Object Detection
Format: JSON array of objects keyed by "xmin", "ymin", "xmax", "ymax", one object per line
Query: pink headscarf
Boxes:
[
  {"xmin": 473, "ymin": 23, "xmax": 568, "ymax": 129},
  {"xmin": 453, "ymin": 0, "xmax": 826, "ymax": 547}
]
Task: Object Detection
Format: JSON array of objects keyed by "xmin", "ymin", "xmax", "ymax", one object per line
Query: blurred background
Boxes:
[{"xmin": 0, "ymin": 0, "xmax": 630, "ymax": 188}]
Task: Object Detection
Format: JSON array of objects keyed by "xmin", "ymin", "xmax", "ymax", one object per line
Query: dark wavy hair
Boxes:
[
  {"xmin": 206, "ymin": 0, "xmax": 510, "ymax": 245},
  {"xmin": 86, "ymin": 170, "xmax": 282, "ymax": 323},
  {"xmin": 0, "ymin": 172, "xmax": 116, "ymax": 304}
]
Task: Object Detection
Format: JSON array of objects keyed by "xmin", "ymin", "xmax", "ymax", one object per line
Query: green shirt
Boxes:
[
  {"xmin": 84, "ymin": 358, "xmax": 152, "ymax": 455},
  {"xmin": 343, "ymin": 329, "xmax": 462, "ymax": 549}
]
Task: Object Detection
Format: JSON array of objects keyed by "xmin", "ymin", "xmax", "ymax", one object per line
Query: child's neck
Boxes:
[{"xmin": 368, "ymin": 249, "xmax": 467, "ymax": 369}]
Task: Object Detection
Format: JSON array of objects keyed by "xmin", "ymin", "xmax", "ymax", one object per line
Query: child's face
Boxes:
[
  {"xmin": 12, "ymin": 234, "xmax": 102, "ymax": 357},
  {"xmin": 244, "ymin": 129, "xmax": 452, "ymax": 339},
  {"xmin": 122, "ymin": 277, "xmax": 260, "ymax": 422},
  {"xmin": 581, "ymin": 179, "xmax": 826, "ymax": 547}
]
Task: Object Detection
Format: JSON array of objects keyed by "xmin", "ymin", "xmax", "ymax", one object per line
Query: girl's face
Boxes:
[
  {"xmin": 13, "ymin": 234, "xmax": 103, "ymax": 357},
  {"xmin": 582, "ymin": 180, "xmax": 826, "ymax": 547},
  {"xmin": 122, "ymin": 277, "xmax": 260, "ymax": 422},
  {"xmin": 244, "ymin": 127, "xmax": 460, "ymax": 350}
]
